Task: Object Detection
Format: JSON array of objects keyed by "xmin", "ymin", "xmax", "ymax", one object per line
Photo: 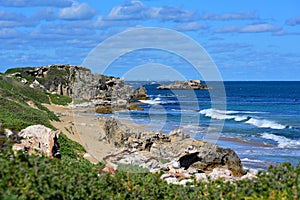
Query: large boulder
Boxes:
[
  {"xmin": 151, "ymin": 129, "xmax": 244, "ymax": 176},
  {"xmin": 12, "ymin": 125, "xmax": 61, "ymax": 158},
  {"xmin": 102, "ymin": 118, "xmax": 244, "ymax": 176}
]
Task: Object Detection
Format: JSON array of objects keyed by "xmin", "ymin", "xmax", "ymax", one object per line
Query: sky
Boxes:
[{"xmin": 0, "ymin": 0, "xmax": 299, "ymax": 81}]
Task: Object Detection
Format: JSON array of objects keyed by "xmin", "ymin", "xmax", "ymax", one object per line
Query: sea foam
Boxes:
[
  {"xmin": 199, "ymin": 108, "xmax": 287, "ymax": 130},
  {"xmin": 261, "ymin": 133, "xmax": 300, "ymax": 148},
  {"xmin": 245, "ymin": 118, "xmax": 286, "ymax": 130}
]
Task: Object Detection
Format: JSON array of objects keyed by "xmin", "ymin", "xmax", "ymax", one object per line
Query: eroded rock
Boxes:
[{"xmin": 12, "ymin": 125, "xmax": 61, "ymax": 158}]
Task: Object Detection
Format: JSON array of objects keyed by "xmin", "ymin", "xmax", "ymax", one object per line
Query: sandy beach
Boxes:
[
  {"xmin": 43, "ymin": 103, "xmax": 150, "ymax": 163},
  {"xmin": 43, "ymin": 104, "xmax": 114, "ymax": 163}
]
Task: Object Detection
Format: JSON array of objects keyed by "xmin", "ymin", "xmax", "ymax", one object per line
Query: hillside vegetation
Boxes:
[{"xmin": 0, "ymin": 66, "xmax": 299, "ymax": 199}]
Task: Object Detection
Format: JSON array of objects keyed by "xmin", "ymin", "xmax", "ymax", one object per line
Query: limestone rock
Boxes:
[
  {"xmin": 157, "ymin": 80, "xmax": 210, "ymax": 90},
  {"xmin": 103, "ymin": 149, "xmax": 163, "ymax": 172},
  {"xmin": 102, "ymin": 118, "xmax": 244, "ymax": 176},
  {"xmin": 150, "ymin": 136, "xmax": 244, "ymax": 176},
  {"xmin": 132, "ymin": 86, "xmax": 148, "ymax": 100},
  {"xmin": 12, "ymin": 125, "xmax": 61, "ymax": 158}
]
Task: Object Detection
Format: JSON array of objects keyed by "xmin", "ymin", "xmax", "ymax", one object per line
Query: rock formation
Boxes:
[
  {"xmin": 101, "ymin": 117, "xmax": 244, "ymax": 176},
  {"xmin": 12, "ymin": 125, "xmax": 61, "ymax": 158},
  {"xmin": 157, "ymin": 80, "xmax": 210, "ymax": 90},
  {"xmin": 8, "ymin": 64, "xmax": 143, "ymax": 113}
]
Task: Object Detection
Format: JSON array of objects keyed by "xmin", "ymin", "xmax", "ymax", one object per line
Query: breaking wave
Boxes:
[
  {"xmin": 199, "ymin": 108, "xmax": 287, "ymax": 130},
  {"xmin": 139, "ymin": 97, "xmax": 178, "ymax": 105},
  {"xmin": 261, "ymin": 133, "xmax": 300, "ymax": 148}
]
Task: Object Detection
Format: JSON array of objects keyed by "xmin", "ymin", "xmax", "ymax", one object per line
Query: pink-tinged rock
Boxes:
[{"xmin": 13, "ymin": 125, "xmax": 60, "ymax": 157}]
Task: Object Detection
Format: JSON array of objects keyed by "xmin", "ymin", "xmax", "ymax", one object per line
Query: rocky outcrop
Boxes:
[
  {"xmin": 12, "ymin": 125, "xmax": 61, "ymax": 158},
  {"xmin": 104, "ymin": 149, "xmax": 163, "ymax": 173},
  {"xmin": 132, "ymin": 86, "xmax": 148, "ymax": 100},
  {"xmin": 151, "ymin": 130, "xmax": 244, "ymax": 176},
  {"xmin": 9, "ymin": 64, "xmax": 143, "ymax": 113},
  {"xmin": 101, "ymin": 118, "xmax": 244, "ymax": 176},
  {"xmin": 157, "ymin": 80, "xmax": 210, "ymax": 90}
]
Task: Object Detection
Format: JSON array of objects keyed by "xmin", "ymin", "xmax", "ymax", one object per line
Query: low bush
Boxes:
[
  {"xmin": 49, "ymin": 93, "xmax": 72, "ymax": 106},
  {"xmin": 0, "ymin": 137, "xmax": 299, "ymax": 200}
]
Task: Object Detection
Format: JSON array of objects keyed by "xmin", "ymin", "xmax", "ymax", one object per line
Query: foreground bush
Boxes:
[{"xmin": 0, "ymin": 138, "xmax": 299, "ymax": 199}]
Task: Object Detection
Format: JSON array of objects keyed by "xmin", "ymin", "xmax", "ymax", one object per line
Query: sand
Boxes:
[
  {"xmin": 44, "ymin": 104, "xmax": 118, "ymax": 163},
  {"xmin": 44, "ymin": 103, "xmax": 149, "ymax": 163}
]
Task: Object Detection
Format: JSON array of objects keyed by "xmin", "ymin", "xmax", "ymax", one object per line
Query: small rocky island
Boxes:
[{"xmin": 157, "ymin": 80, "xmax": 210, "ymax": 90}]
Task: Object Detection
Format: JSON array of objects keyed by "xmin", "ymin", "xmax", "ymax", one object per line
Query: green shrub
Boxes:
[
  {"xmin": 0, "ymin": 76, "xmax": 58, "ymax": 131},
  {"xmin": 0, "ymin": 98, "xmax": 56, "ymax": 131},
  {"xmin": 1, "ymin": 137, "xmax": 299, "ymax": 200},
  {"xmin": 49, "ymin": 93, "xmax": 72, "ymax": 106}
]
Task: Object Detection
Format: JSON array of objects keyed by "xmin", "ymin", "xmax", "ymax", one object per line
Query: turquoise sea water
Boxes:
[{"xmin": 116, "ymin": 81, "xmax": 300, "ymax": 169}]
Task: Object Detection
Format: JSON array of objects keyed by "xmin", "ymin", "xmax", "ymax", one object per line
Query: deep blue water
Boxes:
[{"xmin": 115, "ymin": 81, "xmax": 300, "ymax": 169}]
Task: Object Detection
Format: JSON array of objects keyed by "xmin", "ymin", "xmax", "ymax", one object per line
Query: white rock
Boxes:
[
  {"xmin": 160, "ymin": 173, "xmax": 174, "ymax": 180},
  {"xmin": 195, "ymin": 173, "xmax": 207, "ymax": 181},
  {"xmin": 172, "ymin": 159, "xmax": 181, "ymax": 169},
  {"xmin": 208, "ymin": 167, "xmax": 233, "ymax": 181},
  {"xmin": 5, "ymin": 129, "xmax": 14, "ymax": 138},
  {"xmin": 164, "ymin": 177, "xmax": 179, "ymax": 185},
  {"xmin": 179, "ymin": 179, "xmax": 193, "ymax": 185},
  {"xmin": 13, "ymin": 125, "xmax": 59, "ymax": 157}
]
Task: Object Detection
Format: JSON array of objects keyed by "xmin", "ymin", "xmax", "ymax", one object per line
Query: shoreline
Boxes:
[
  {"xmin": 45, "ymin": 103, "xmax": 269, "ymax": 170},
  {"xmin": 44, "ymin": 103, "xmax": 152, "ymax": 163}
]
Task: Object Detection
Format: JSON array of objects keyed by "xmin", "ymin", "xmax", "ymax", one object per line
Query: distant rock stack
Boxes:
[{"xmin": 157, "ymin": 80, "xmax": 210, "ymax": 90}]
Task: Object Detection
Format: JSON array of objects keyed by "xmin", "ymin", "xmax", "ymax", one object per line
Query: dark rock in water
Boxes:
[{"xmin": 157, "ymin": 80, "xmax": 210, "ymax": 90}]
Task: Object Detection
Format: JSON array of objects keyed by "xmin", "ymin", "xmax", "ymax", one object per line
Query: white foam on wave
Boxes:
[
  {"xmin": 199, "ymin": 108, "xmax": 249, "ymax": 121},
  {"xmin": 199, "ymin": 108, "xmax": 288, "ymax": 130},
  {"xmin": 139, "ymin": 97, "xmax": 178, "ymax": 105},
  {"xmin": 261, "ymin": 133, "xmax": 300, "ymax": 148},
  {"xmin": 241, "ymin": 158, "xmax": 264, "ymax": 163},
  {"xmin": 245, "ymin": 118, "xmax": 286, "ymax": 130},
  {"xmin": 139, "ymin": 99, "xmax": 161, "ymax": 105}
]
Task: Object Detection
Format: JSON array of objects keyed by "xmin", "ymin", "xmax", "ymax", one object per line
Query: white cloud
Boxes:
[
  {"xmin": 59, "ymin": 2, "xmax": 96, "ymax": 20},
  {"xmin": 0, "ymin": 28, "xmax": 21, "ymax": 38},
  {"xmin": 0, "ymin": 0, "xmax": 72, "ymax": 7},
  {"xmin": 33, "ymin": 7, "xmax": 57, "ymax": 21},
  {"xmin": 215, "ymin": 23, "xmax": 281, "ymax": 33},
  {"xmin": 106, "ymin": 0, "xmax": 196, "ymax": 22},
  {"xmin": 0, "ymin": 10, "xmax": 37, "ymax": 27},
  {"xmin": 240, "ymin": 24, "xmax": 280, "ymax": 33},
  {"xmin": 200, "ymin": 12, "xmax": 257, "ymax": 20},
  {"xmin": 286, "ymin": 16, "xmax": 300, "ymax": 26},
  {"xmin": 174, "ymin": 22, "xmax": 208, "ymax": 31}
]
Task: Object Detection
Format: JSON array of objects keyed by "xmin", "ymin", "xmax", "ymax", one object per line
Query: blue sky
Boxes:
[{"xmin": 0, "ymin": 0, "xmax": 299, "ymax": 80}]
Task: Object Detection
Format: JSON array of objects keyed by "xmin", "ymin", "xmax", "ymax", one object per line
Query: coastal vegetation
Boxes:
[
  {"xmin": 0, "ymin": 141, "xmax": 299, "ymax": 199},
  {"xmin": 0, "ymin": 66, "xmax": 299, "ymax": 199}
]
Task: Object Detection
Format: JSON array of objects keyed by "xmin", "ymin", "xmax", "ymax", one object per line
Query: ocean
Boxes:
[{"xmin": 115, "ymin": 81, "xmax": 300, "ymax": 170}]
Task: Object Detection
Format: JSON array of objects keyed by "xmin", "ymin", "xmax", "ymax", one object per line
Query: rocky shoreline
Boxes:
[
  {"xmin": 3, "ymin": 65, "xmax": 257, "ymax": 184},
  {"xmin": 6, "ymin": 104, "xmax": 257, "ymax": 184}
]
